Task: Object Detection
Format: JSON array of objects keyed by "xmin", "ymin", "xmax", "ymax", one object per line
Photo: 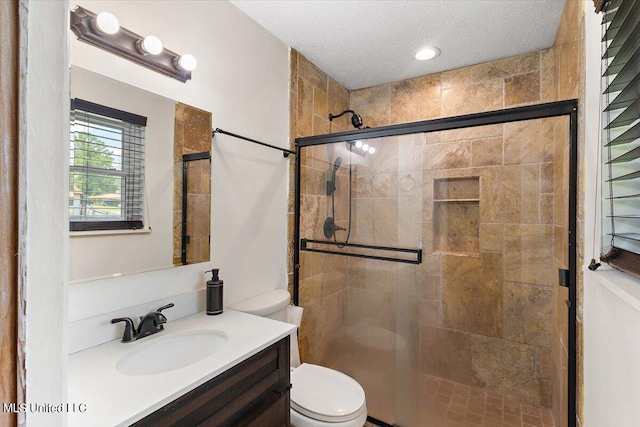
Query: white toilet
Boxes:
[{"xmin": 231, "ymin": 289, "xmax": 367, "ymax": 427}]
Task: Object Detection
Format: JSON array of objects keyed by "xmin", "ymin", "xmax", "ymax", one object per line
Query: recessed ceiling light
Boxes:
[{"xmin": 415, "ymin": 47, "xmax": 440, "ymax": 61}]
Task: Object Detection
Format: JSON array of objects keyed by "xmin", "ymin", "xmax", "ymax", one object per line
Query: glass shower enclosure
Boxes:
[{"xmin": 293, "ymin": 101, "xmax": 577, "ymax": 427}]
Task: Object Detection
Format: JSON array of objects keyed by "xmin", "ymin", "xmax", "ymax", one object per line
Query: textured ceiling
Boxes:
[{"xmin": 229, "ymin": 0, "xmax": 566, "ymax": 90}]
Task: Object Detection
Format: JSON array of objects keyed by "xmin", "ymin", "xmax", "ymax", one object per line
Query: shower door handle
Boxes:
[{"xmin": 558, "ymin": 268, "xmax": 570, "ymax": 287}]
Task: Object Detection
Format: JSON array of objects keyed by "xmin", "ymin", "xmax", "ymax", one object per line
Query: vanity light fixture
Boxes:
[
  {"xmin": 415, "ymin": 47, "xmax": 440, "ymax": 61},
  {"xmin": 176, "ymin": 54, "xmax": 198, "ymax": 72},
  {"xmin": 70, "ymin": 6, "xmax": 195, "ymax": 82},
  {"xmin": 93, "ymin": 12, "xmax": 120, "ymax": 35},
  {"xmin": 138, "ymin": 35, "xmax": 164, "ymax": 56}
]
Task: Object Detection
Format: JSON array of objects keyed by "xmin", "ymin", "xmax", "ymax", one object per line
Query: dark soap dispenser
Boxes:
[{"xmin": 206, "ymin": 269, "xmax": 223, "ymax": 315}]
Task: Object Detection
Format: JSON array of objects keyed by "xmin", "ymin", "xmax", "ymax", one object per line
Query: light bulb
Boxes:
[
  {"xmin": 415, "ymin": 47, "xmax": 440, "ymax": 61},
  {"xmin": 355, "ymin": 140, "xmax": 363, "ymax": 149},
  {"xmin": 362, "ymin": 143, "xmax": 370, "ymax": 152},
  {"xmin": 94, "ymin": 12, "xmax": 119, "ymax": 35},
  {"xmin": 368, "ymin": 147, "xmax": 376, "ymax": 154},
  {"xmin": 176, "ymin": 54, "xmax": 197, "ymax": 71},
  {"xmin": 141, "ymin": 36, "xmax": 163, "ymax": 55}
]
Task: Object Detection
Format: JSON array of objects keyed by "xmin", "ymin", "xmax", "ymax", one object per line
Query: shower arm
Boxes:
[
  {"xmin": 328, "ymin": 110, "xmax": 363, "ymax": 129},
  {"xmin": 328, "ymin": 110, "xmax": 357, "ymax": 121}
]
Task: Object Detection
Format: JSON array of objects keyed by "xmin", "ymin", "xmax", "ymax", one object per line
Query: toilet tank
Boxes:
[{"xmin": 230, "ymin": 289, "xmax": 290, "ymax": 322}]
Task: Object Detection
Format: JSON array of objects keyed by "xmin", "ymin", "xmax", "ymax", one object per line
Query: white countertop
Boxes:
[{"xmin": 67, "ymin": 309, "xmax": 295, "ymax": 427}]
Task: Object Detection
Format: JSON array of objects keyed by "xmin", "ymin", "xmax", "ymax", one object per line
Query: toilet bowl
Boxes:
[{"xmin": 230, "ymin": 289, "xmax": 367, "ymax": 427}]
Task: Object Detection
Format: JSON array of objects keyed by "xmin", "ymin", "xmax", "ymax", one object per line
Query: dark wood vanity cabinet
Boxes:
[{"xmin": 131, "ymin": 336, "xmax": 290, "ymax": 427}]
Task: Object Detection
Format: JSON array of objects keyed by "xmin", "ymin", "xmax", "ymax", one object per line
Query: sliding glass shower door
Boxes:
[{"xmin": 295, "ymin": 102, "xmax": 576, "ymax": 427}]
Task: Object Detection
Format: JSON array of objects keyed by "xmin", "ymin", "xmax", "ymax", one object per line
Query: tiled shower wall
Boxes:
[{"xmin": 288, "ymin": 50, "xmax": 352, "ymax": 363}]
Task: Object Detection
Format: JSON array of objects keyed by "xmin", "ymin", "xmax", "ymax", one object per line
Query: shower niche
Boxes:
[{"xmin": 433, "ymin": 177, "xmax": 480, "ymax": 255}]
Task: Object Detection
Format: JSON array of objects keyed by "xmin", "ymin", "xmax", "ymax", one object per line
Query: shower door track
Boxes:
[{"xmin": 293, "ymin": 99, "xmax": 578, "ymax": 427}]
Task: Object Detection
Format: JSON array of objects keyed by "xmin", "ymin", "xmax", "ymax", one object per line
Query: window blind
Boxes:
[
  {"xmin": 601, "ymin": 0, "xmax": 640, "ymax": 275},
  {"xmin": 69, "ymin": 99, "xmax": 147, "ymax": 231}
]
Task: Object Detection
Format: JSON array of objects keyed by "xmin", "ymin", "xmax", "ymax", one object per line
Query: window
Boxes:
[
  {"xmin": 69, "ymin": 99, "xmax": 147, "ymax": 231},
  {"xmin": 600, "ymin": 0, "xmax": 640, "ymax": 276}
]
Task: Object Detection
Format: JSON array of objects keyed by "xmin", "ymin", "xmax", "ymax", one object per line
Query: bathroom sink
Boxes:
[{"xmin": 116, "ymin": 330, "xmax": 228, "ymax": 376}]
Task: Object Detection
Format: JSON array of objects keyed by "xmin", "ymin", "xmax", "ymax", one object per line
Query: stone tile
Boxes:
[
  {"xmin": 371, "ymin": 173, "xmax": 399, "ymax": 197},
  {"xmin": 298, "ymin": 53, "xmax": 328, "ymax": 91},
  {"xmin": 471, "ymin": 335, "xmax": 542, "ymax": 406},
  {"xmin": 441, "ymin": 67, "xmax": 473, "ymax": 89},
  {"xmin": 541, "ymin": 161, "xmax": 554, "ymax": 193},
  {"xmin": 419, "ymin": 272, "xmax": 442, "ymax": 300},
  {"xmin": 434, "ymin": 201, "xmax": 480, "ymax": 254},
  {"xmin": 350, "ymin": 84, "xmax": 392, "ymax": 108},
  {"xmin": 503, "ymin": 282, "xmax": 553, "ymax": 347},
  {"xmin": 504, "ymin": 119, "xmax": 554, "ymax": 165},
  {"xmin": 472, "ymin": 52, "xmax": 540, "ymax": 81},
  {"xmin": 297, "ymin": 77, "xmax": 314, "ymax": 137},
  {"xmin": 398, "ymin": 133, "xmax": 425, "ymax": 172},
  {"xmin": 479, "ymin": 223, "xmax": 503, "ymax": 252},
  {"xmin": 540, "ymin": 193, "xmax": 553, "ymax": 224},
  {"xmin": 540, "ymin": 48, "xmax": 556, "ymax": 102},
  {"xmin": 504, "ymin": 224, "xmax": 554, "ymax": 286},
  {"xmin": 289, "ymin": 91, "xmax": 297, "ymax": 147},
  {"xmin": 391, "ymin": 74, "xmax": 442, "ymax": 123},
  {"xmin": 312, "ymin": 114, "xmax": 329, "ymax": 135},
  {"xmin": 361, "ymin": 136, "xmax": 398, "ymax": 174},
  {"xmin": 290, "ymin": 49, "xmax": 298, "ymax": 93},
  {"xmin": 398, "ymin": 196, "xmax": 423, "ymax": 247},
  {"xmin": 471, "ymin": 137, "xmax": 504, "ymax": 167},
  {"xmin": 441, "ymin": 123, "xmax": 503, "ymax": 142},
  {"xmin": 505, "ymin": 72, "xmax": 541, "ymax": 106},
  {"xmin": 424, "ymin": 141, "xmax": 472, "ymax": 170},
  {"xmin": 441, "ymin": 80, "xmax": 503, "ymax": 116},
  {"xmin": 313, "ymin": 87, "xmax": 328, "ymax": 118},
  {"xmin": 481, "ymin": 164, "xmax": 541, "ymax": 224},
  {"xmin": 360, "ymin": 100, "xmax": 391, "ymax": 128},
  {"xmin": 372, "ymin": 198, "xmax": 398, "ymax": 246},
  {"xmin": 442, "ymin": 253, "xmax": 503, "ymax": 337},
  {"xmin": 419, "ymin": 299, "xmax": 442, "ymax": 327},
  {"xmin": 420, "ymin": 325, "xmax": 473, "ymax": 385}
]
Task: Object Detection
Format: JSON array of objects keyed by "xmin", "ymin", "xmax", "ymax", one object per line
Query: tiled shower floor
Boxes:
[{"xmin": 364, "ymin": 375, "xmax": 555, "ymax": 427}]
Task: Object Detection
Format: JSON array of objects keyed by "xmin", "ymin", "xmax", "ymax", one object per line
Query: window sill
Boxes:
[
  {"xmin": 584, "ymin": 264, "xmax": 640, "ymax": 312},
  {"xmin": 70, "ymin": 227, "xmax": 152, "ymax": 238}
]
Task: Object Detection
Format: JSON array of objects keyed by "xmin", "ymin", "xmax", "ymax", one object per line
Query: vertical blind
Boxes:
[
  {"xmin": 69, "ymin": 99, "xmax": 147, "ymax": 231},
  {"xmin": 600, "ymin": 0, "xmax": 640, "ymax": 275}
]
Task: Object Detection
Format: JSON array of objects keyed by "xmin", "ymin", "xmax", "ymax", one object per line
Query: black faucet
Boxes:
[{"xmin": 111, "ymin": 303, "xmax": 174, "ymax": 343}]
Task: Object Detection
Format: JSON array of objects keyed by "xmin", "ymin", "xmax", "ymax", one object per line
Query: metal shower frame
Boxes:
[{"xmin": 293, "ymin": 99, "xmax": 578, "ymax": 427}]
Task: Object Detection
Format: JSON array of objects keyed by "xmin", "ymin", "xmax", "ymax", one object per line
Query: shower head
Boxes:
[
  {"xmin": 333, "ymin": 156, "xmax": 343, "ymax": 171},
  {"xmin": 329, "ymin": 110, "xmax": 364, "ymax": 129},
  {"xmin": 327, "ymin": 156, "xmax": 342, "ymax": 196},
  {"xmin": 350, "ymin": 113, "xmax": 363, "ymax": 129}
]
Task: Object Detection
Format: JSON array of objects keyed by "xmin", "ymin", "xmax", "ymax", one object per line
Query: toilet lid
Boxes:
[{"xmin": 290, "ymin": 363, "xmax": 366, "ymax": 422}]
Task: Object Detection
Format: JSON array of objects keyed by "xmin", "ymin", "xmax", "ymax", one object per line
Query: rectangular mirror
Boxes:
[{"xmin": 69, "ymin": 66, "xmax": 211, "ymax": 282}]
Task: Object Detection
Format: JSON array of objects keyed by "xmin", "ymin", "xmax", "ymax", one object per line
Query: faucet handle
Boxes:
[
  {"xmin": 111, "ymin": 317, "xmax": 136, "ymax": 343},
  {"xmin": 157, "ymin": 303, "xmax": 174, "ymax": 313}
]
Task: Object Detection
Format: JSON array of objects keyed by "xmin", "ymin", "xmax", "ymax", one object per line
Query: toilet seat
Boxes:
[{"xmin": 291, "ymin": 363, "xmax": 366, "ymax": 423}]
